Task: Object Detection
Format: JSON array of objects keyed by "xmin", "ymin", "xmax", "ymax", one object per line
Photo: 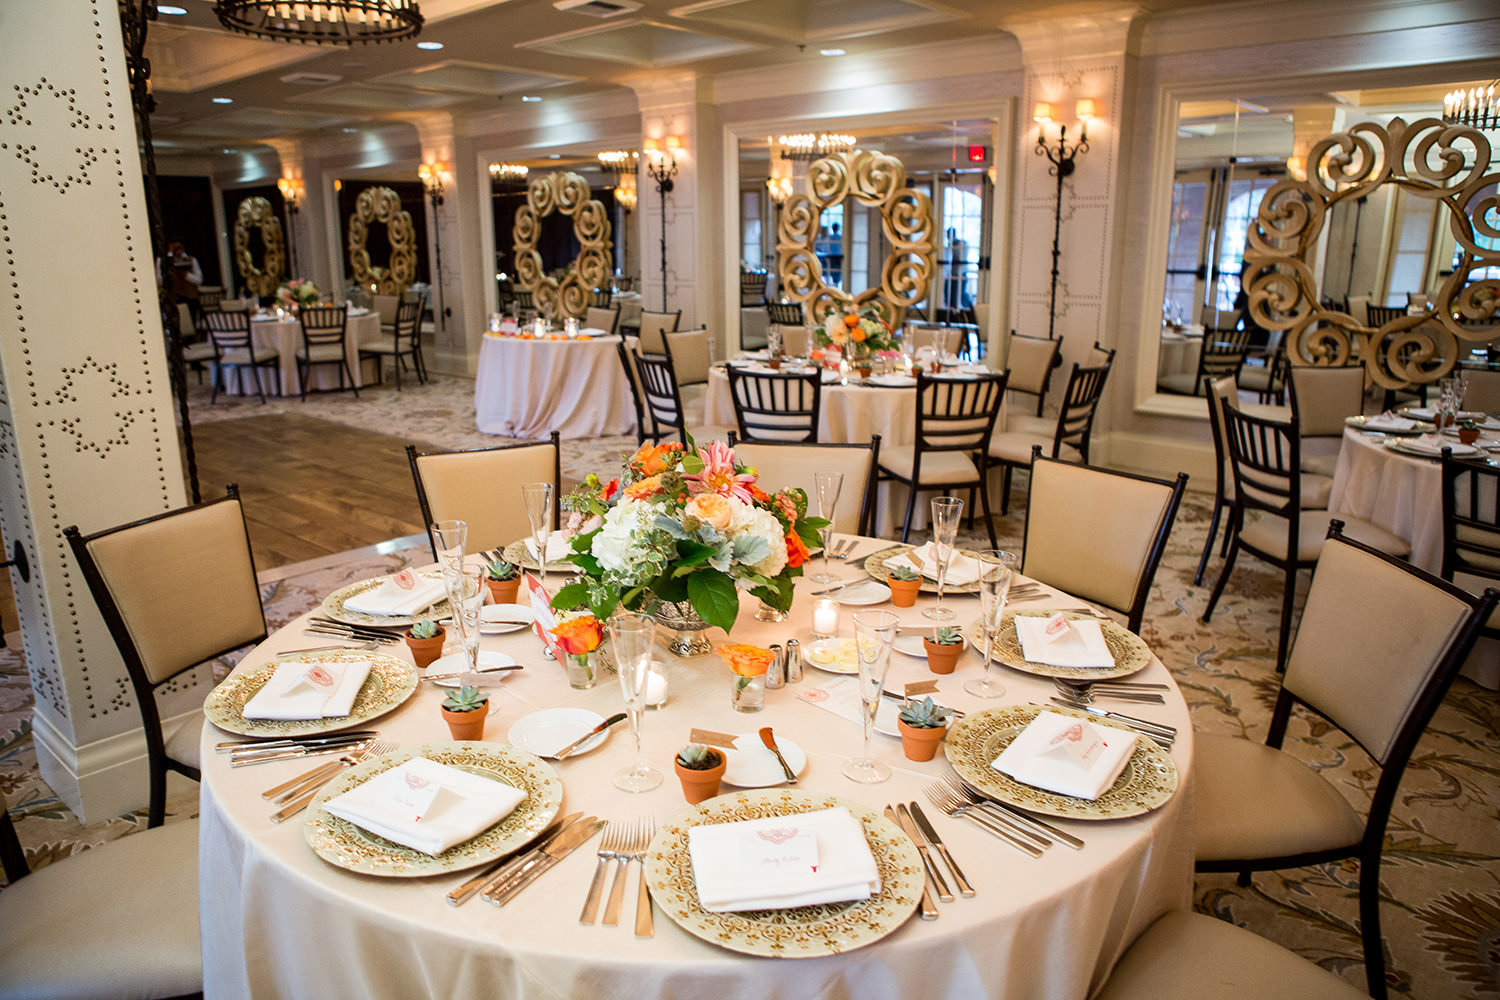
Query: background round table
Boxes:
[
  {"xmin": 199, "ymin": 549, "xmax": 1194, "ymax": 999},
  {"xmin": 474, "ymin": 332, "xmax": 635, "ymax": 439},
  {"xmin": 232, "ymin": 310, "xmax": 382, "ymax": 397}
]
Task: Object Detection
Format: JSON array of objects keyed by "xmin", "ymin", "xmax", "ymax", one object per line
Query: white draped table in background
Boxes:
[
  {"xmin": 474, "ymin": 332, "xmax": 635, "ymax": 440},
  {"xmin": 229, "ymin": 310, "xmax": 382, "ymax": 396},
  {"xmin": 199, "ymin": 551, "xmax": 1194, "ymax": 1000}
]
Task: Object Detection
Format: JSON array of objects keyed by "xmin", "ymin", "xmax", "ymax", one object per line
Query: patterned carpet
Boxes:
[{"xmin": 2, "ymin": 371, "xmax": 1497, "ymax": 997}]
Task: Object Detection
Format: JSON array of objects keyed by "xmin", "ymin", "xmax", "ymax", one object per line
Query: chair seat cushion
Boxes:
[
  {"xmin": 1096, "ymin": 911, "xmax": 1368, "ymax": 1000},
  {"xmin": 1003, "ymin": 414, "xmax": 1053, "ymax": 437},
  {"xmin": 1240, "ymin": 510, "xmax": 1410, "ymax": 562},
  {"xmin": 1237, "ymin": 366, "xmax": 1283, "ymax": 392},
  {"xmin": 0, "ymin": 818, "xmax": 202, "ymax": 1000},
  {"xmin": 879, "ymin": 444, "xmax": 980, "ymax": 484},
  {"xmin": 1157, "ymin": 373, "xmax": 1206, "ymax": 395},
  {"xmin": 1301, "ymin": 454, "xmax": 1339, "ymax": 478},
  {"xmin": 219, "ymin": 347, "xmax": 277, "ymax": 365},
  {"xmin": 1301, "ymin": 472, "xmax": 1333, "ymax": 510},
  {"xmin": 359, "ymin": 337, "xmax": 401, "ymax": 354},
  {"xmin": 1194, "ymin": 733, "xmax": 1366, "ymax": 864},
  {"xmin": 163, "ymin": 715, "xmax": 202, "ymax": 771},
  {"xmin": 298, "ymin": 344, "xmax": 345, "ymax": 362},
  {"xmin": 988, "ymin": 431, "xmax": 1081, "ymax": 465},
  {"xmin": 181, "ymin": 343, "xmax": 217, "ymax": 363}
]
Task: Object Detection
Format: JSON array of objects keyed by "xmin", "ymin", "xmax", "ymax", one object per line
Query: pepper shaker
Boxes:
[
  {"xmin": 766, "ymin": 644, "xmax": 785, "ymax": 689},
  {"xmin": 784, "ymin": 638, "xmax": 804, "ymax": 683}
]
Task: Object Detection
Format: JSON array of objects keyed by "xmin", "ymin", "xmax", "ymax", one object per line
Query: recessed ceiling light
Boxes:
[
  {"xmin": 157, "ymin": 4, "xmax": 188, "ymax": 13},
  {"xmin": 212, "ymin": 97, "xmax": 234, "ymax": 104},
  {"xmin": 819, "ymin": 48, "xmax": 845, "ymax": 57},
  {"xmin": 342, "ymin": 127, "xmax": 358, "ymax": 133},
  {"xmin": 416, "ymin": 41, "xmax": 444, "ymax": 50},
  {"xmin": 222, "ymin": 148, "xmax": 237, "ymax": 155},
  {"xmin": 521, "ymin": 95, "xmax": 543, "ymax": 103},
  {"xmin": 548, "ymin": 153, "xmax": 561, "ymax": 159}
]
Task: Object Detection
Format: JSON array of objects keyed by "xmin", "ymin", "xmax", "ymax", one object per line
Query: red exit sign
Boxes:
[{"xmin": 968, "ymin": 145, "xmax": 988, "ymax": 163}]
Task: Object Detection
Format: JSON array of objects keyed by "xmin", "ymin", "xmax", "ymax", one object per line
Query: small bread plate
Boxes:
[
  {"xmin": 507, "ymin": 708, "xmax": 609, "ymax": 759},
  {"xmin": 425, "ymin": 649, "xmax": 518, "ymax": 687},
  {"xmin": 833, "ymin": 580, "xmax": 892, "ymax": 606},
  {"xmin": 802, "ymin": 637, "xmax": 859, "ymax": 674},
  {"xmin": 721, "ymin": 733, "xmax": 809, "ymax": 787},
  {"xmin": 481, "ymin": 603, "xmax": 534, "ymax": 634}
]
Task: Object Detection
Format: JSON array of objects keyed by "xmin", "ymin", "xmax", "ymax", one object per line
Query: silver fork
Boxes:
[
  {"xmin": 601, "ymin": 818, "xmax": 638, "ymax": 926},
  {"xmin": 944, "ymin": 777, "xmax": 1086, "ymax": 850},
  {"xmin": 268, "ymin": 739, "xmax": 394, "ymax": 822},
  {"xmin": 924, "ymin": 784, "xmax": 1043, "ymax": 858},
  {"xmin": 580, "ymin": 822, "xmax": 626, "ymax": 925},
  {"xmin": 1051, "ymin": 678, "xmax": 1166, "ymax": 704},
  {"xmin": 630, "ymin": 819, "xmax": 656, "ymax": 937}
]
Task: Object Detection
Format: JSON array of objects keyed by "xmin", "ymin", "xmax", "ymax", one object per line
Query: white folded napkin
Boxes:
[
  {"xmin": 1014, "ymin": 614, "xmax": 1115, "ymax": 668},
  {"xmin": 525, "ymin": 533, "xmax": 572, "ymax": 563},
  {"xmin": 992, "ymin": 710, "xmax": 1138, "ymax": 800},
  {"xmin": 1401, "ymin": 433, "xmax": 1478, "ymax": 456},
  {"xmin": 242, "ymin": 659, "xmax": 372, "ymax": 720},
  {"xmin": 342, "ymin": 573, "xmax": 447, "ymax": 617},
  {"xmin": 887, "ymin": 542, "xmax": 980, "ymax": 585},
  {"xmin": 868, "ymin": 373, "xmax": 917, "ymax": 387},
  {"xmin": 688, "ymin": 806, "xmax": 880, "ymax": 912},
  {"xmin": 322, "ymin": 757, "xmax": 527, "ymax": 856},
  {"xmin": 1363, "ymin": 413, "xmax": 1418, "ymax": 431}
]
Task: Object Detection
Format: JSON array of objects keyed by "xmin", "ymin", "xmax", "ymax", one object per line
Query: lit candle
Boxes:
[
  {"xmin": 645, "ymin": 661, "xmax": 668, "ymax": 708},
  {"xmin": 812, "ymin": 597, "xmax": 840, "ymax": 639}
]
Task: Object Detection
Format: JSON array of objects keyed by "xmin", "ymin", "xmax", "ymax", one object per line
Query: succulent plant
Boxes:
[
  {"xmin": 930, "ymin": 625, "xmax": 963, "ymax": 646},
  {"xmin": 889, "ymin": 564, "xmax": 920, "ymax": 581},
  {"xmin": 898, "ymin": 696, "xmax": 953, "ymax": 729},
  {"xmin": 441, "ymin": 685, "xmax": 488, "ymax": 713},
  {"xmin": 486, "ymin": 558, "xmax": 519, "ymax": 581},
  {"xmin": 676, "ymin": 743, "xmax": 723, "ymax": 770},
  {"xmin": 409, "ymin": 618, "xmax": 440, "ymax": 640}
]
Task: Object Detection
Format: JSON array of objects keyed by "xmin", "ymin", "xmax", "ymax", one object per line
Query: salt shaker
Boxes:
[
  {"xmin": 784, "ymin": 638, "xmax": 804, "ymax": 683},
  {"xmin": 766, "ymin": 644, "xmax": 785, "ymax": 689}
]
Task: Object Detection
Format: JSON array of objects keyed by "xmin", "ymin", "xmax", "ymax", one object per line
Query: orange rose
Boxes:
[
  {"xmin": 624, "ymin": 474, "xmax": 664, "ymax": 499},
  {"xmin": 550, "ymin": 615, "xmax": 603, "ymax": 655},
  {"xmin": 851, "ymin": 328, "xmax": 867, "ymax": 342},
  {"xmin": 685, "ymin": 493, "xmax": 734, "ymax": 532},
  {"xmin": 785, "ymin": 531, "xmax": 809, "ymax": 568},
  {"xmin": 747, "ymin": 483, "xmax": 771, "ymax": 504},
  {"xmin": 717, "ymin": 643, "xmax": 776, "ymax": 677},
  {"xmin": 631, "ymin": 441, "xmax": 681, "ymax": 476},
  {"xmin": 843, "ymin": 313, "xmax": 860, "ymax": 328}
]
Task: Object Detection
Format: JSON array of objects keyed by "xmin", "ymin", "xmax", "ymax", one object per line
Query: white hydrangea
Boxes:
[
  {"xmin": 591, "ymin": 498, "xmax": 653, "ymax": 578},
  {"xmin": 730, "ymin": 503, "xmax": 787, "ymax": 577}
]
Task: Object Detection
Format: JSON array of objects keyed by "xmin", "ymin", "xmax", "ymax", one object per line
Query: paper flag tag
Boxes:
[
  {"xmin": 1041, "ymin": 719, "xmax": 1104, "ymax": 768},
  {"xmin": 526, "ymin": 573, "xmax": 562, "ymax": 659},
  {"xmin": 389, "ymin": 770, "xmax": 443, "ymax": 823},
  {"xmin": 904, "ymin": 680, "xmax": 939, "ymax": 697},
  {"xmin": 740, "ymin": 826, "xmax": 818, "ymax": 875},
  {"xmin": 689, "ymin": 728, "xmax": 738, "ymax": 749}
]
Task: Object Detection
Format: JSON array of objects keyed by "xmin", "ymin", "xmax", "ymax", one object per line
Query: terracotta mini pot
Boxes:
[
  {"xmin": 405, "ymin": 626, "xmax": 447, "ymax": 669},
  {"xmin": 923, "ymin": 638, "xmax": 964, "ymax": 674},
  {"xmin": 441, "ymin": 701, "xmax": 489, "ymax": 741},
  {"xmin": 768, "ymin": 355, "xmax": 783, "ymax": 371},
  {"xmin": 675, "ymin": 753, "xmax": 726, "ymax": 804},
  {"xmin": 857, "ymin": 365, "xmax": 873, "ymax": 379},
  {"xmin": 888, "ymin": 577, "xmax": 922, "ymax": 608},
  {"xmin": 486, "ymin": 576, "xmax": 521, "ymax": 604},
  {"xmin": 1459, "ymin": 427, "xmax": 1481, "ymax": 445},
  {"xmin": 898, "ymin": 720, "xmax": 946, "ymax": 762}
]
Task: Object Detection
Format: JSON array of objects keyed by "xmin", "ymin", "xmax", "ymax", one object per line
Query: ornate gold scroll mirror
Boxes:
[
  {"xmin": 347, "ymin": 186, "xmax": 418, "ymax": 296},
  {"xmin": 775, "ymin": 149, "xmax": 936, "ymax": 327},
  {"xmin": 512, "ymin": 172, "xmax": 614, "ymax": 320},
  {"xmin": 233, "ymin": 196, "xmax": 286, "ymax": 298},
  {"xmin": 1243, "ymin": 117, "xmax": 1499, "ymax": 389}
]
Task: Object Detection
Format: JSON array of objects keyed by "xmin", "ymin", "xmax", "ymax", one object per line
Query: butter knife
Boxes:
[
  {"xmin": 758, "ymin": 727, "xmax": 798, "ymax": 784},
  {"xmin": 554, "ymin": 713, "xmax": 626, "ymax": 760},
  {"xmin": 446, "ymin": 812, "xmax": 580, "ymax": 907},
  {"xmin": 896, "ymin": 803, "xmax": 953, "ymax": 903},
  {"xmin": 1048, "ymin": 698, "xmax": 1176, "ymax": 737},
  {"xmin": 886, "ymin": 806, "xmax": 937, "ymax": 920},
  {"xmin": 487, "ymin": 818, "xmax": 606, "ymax": 907},
  {"xmin": 477, "ymin": 815, "xmax": 595, "ymax": 902},
  {"xmin": 908, "ymin": 802, "xmax": 975, "ymax": 897}
]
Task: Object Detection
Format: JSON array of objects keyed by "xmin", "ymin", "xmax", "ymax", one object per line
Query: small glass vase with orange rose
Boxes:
[
  {"xmin": 719, "ymin": 643, "xmax": 776, "ymax": 713},
  {"xmin": 550, "ymin": 612, "xmax": 605, "ymax": 689}
]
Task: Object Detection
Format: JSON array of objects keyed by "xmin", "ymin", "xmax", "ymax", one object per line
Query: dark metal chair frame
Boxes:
[
  {"xmin": 360, "ymin": 293, "xmax": 427, "ymax": 391},
  {"xmin": 726, "ymin": 366, "xmax": 823, "ymax": 443},
  {"xmin": 202, "ymin": 309, "xmax": 280, "ymax": 404},
  {"xmin": 993, "ymin": 359, "xmax": 1113, "ymax": 514},
  {"xmin": 633, "ymin": 350, "xmax": 693, "ymax": 444},
  {"xmin": 1440, "ymin": 446, "xmax": 1500, "ymax": 638},
  {"xmin": 616, "ymin": 340, "xmax": 649, "ymax": 445},
  {"xmin": 766, "ymin": 301, "xmax": 804, "ymax": 327},
  {"xmin": 297, "ymin": 305, "xmax": 359, "ymax": 401},
  {"xmin": 1161, "ymin": 327, "xmax": 1252, "ymax": 397}
]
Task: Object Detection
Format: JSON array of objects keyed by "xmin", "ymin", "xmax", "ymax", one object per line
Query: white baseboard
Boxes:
[
  {"xmin": 426, "ymin": 346, "xmax": 477, "ymax": 377},
  {"xmin": 32, "ymin": 704, "xmax": 202, "ymax": 825}
]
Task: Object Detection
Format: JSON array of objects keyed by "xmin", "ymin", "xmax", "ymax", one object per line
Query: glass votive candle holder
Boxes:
[
  {"xmin": 564, "ymin": 317, "xmax": 580, "ymax": 338},
  {"xmin": 811, "ymin": 596, "xmax": 840, "ymax": 640},
  {"xmin": 488, "ymin": 312, "xmax": 502, "ymax": 334},
  {"xmin": 645, "ymin": 658, "xmax": 669, "ymax": 710},
  {"xmin": 563, "ymin": 651, "xmax": 597, "ymax": 690}
]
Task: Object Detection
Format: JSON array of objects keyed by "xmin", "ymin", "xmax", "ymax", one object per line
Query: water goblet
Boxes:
[
  {"xmin": 610, "ymin": 613, "xmax": 662, "ymax": 792},
  {"xmin": 923, "ymin": 496, "xmax": 964, "ymax": 622},
  {"xmin": 809, "ymin": 471, "xmax": 844, "ymax": 586},
  {"xmin": 842, "ymin": 610, "xmax": 899, "ymax": 784},
  {"xmin": 521, "ymin": 482, "xmax": 554, "ymax": 589},
  {"xmin": 964, "ymin": 550, "xmax": 1018, "ymax": 698}
]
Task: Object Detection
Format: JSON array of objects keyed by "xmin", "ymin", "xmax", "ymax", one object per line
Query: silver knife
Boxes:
[
  {"xmin": 554, "ymin": 713, "xmax": 626, "ymax": 760},
  {"xmin": 218, "ymin": 730, "xmax": 379, "ymax": 752},
  {"xmin": 1049, "ymin": 698, "xmax": 1176, "ymax": 737},
  {"xmin": 477, "ymin": 815, "xmax": 594, "ymax": 901},
  {"xmin": 896, "ymin": 803, "xmax": 953, "ymax": 903},
  {"xmin": 488, "ymin": 818, "xmax": 606, "ymax": 907},
  {"xmin": 230, "ymin": 737, "xmax": 374, "ymax": 766},
  {"xmin": 908, "ymin": 802, "xmax": 975, "ymax": 897},
  {"xmin": 446, "ymin": 812, "xmax": 580, "ymax": 907},
  {"xmin": 886, "ymin": 806, "xmax": 937, "ymax": 920}
]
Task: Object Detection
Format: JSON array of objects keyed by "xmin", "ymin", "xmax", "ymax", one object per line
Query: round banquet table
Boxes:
[
  {"xmin": 474, "ymin": 332, "xmax": 636, "ymax": 440},
  {"xmin": 228, "ymin": 310, "xmax": 383, "ymax": 397},
  {"xmin": 199, "ymin": 546, "xmax": 1194, "ymax": 1000}
]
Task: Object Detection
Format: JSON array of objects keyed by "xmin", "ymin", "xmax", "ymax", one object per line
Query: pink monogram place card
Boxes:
[
  {"xmin": 527, "ymin": 574, "xmax": 563, "ymax": 658},
  {"xmin": 740, "ymin": 825, "xmax": 818, "ymax": 876},
  {"xmin": 1039, "ymin": 718, "xmax": 1104, "ymax": 769},
  {"xmin": 388, "ymin": 768, "xmax": 444, "ymax": 823}
]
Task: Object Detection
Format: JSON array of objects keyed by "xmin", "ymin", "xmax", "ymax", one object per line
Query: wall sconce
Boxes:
[
  {"xmin": 1033, "ymin": 98, "xmax": 1095, "ymax": 340},
  {"xmin": 766, "ymin": 175, "xmax": 793, "ymax": 204},
  {"xmin": 643, "ymin": 136, "xmax": 681, "ymax": 310},
  {"xmin": 418, "ymin": 160, "xmax": 448, "ymax": 206},
  {"xmin": 418, "ymin": 160, "xmax": 449, "ymax": 331},
  {"xmin": 276, "ymin": 176, "xmax": 304, "ymax": 274}
]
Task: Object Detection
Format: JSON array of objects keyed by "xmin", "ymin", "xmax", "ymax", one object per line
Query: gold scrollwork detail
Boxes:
[
  {"xmin": 1242, "ymin": 116, "xmax": 1499, "ymax": 389},
  {"xmin": 512, "ymin": 172, "xmax": 613, "ymax": 320},
  {"xmin": 233, "ymin": 196, "xmax": 286, "ymax": 298},
  {"xmin": 347, "ymin": 186, "xmax": 418, "ymax": 296},
  {"xmin": 775, "ymin": 149, "xmax": 936, "ymax": 327}
]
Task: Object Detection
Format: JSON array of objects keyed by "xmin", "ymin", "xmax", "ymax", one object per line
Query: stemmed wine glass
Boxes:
[
  {"xmin": 923, "ymin": 496, "xmax": 964, "ymax": 622},
  {"xmin": 610, "ymin": 612, "xmax": 662, "ymax": 792},
  {"xmin": 964, "ymin": 549, "xmax": 1017, "ymax": 698},
  {"xmin": 810, "ymin": 471, "xmax": 844, "ymax": 586},
  {"xmin": 843, "ymin": 609, "xmax": 899, "ymax": 784},
  {"xmin": 521, "ymin": 482, "xmax": 554, "ymax": 589}
]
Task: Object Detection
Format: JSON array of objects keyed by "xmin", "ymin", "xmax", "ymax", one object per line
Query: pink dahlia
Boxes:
[{"xmin": 685, "ymin": 441, "xmax": 755, "ymax": 503}]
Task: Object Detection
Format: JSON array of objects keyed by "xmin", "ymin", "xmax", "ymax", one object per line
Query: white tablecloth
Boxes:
[
  {"xmin": 200, "ymin": 555, "xmax": 1194, "ymax": 1000},
  {"xmin": 231, "ymin": 312, "xmax": 382, "ymax": 396},
  {"xmin": 474, "ymin": 333, "xmax": 636, "ymax": 440}
]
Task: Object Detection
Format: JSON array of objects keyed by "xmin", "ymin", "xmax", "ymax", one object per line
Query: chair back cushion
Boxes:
[
  {"xmin": 732, "ymin": 441, "xmax": 874, "ymax": 535},
  {"xmin": 414, "ymin": 442, "xmax": 558, "ymax": 554},
  {"xmin": 639, "ymin": 310, "xmax": 680, "ymax": 354},
  {"xmin": 664, "ymin": 328, "xmax": 710, "ymax": 385},
  {"xmin": 1289, "ymin": 365, "xmax": 1364, "ymax": 437},
  {"xmin": 84, "ymin": 498, "xmax": 265, "ymax": 684},
  {"xmin": 372, "ymin": 294, "xmax": 400, "ymax": 326},
  {"xmin": 1006, "ymin": 334, "xmax": 1060, "ymax": 396},
  {"xmin": 586, "ymin": 306, "xmax": 620, "ymax": 335},
  {"xmin": 1285, "ymin": 536, "xmax": 1474, "ymax": 763},
  {"xmin": 777, "ymin": 325, "xmax": 811, "ymax": 357}
]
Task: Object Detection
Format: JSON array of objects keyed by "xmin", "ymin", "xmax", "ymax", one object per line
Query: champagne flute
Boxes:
[
  {"xmin": 843, "ymin": 609, "xmax": 898, "ymax": 784},
  {"xmin": 923, "ymin": 496, "xmax": 964, "ymax": 622},
  {"xmin": 810, "ymin": 471, "xmax": 844, "ymax": 586},
  {"xmin": 430, "ymin": 519, "xmax": 468, "ymax": 594},
  {"xmin": 964, "ymin": 549, "xmax": 1017, "ymax": 698},
  {"xmin": 610, "ymin": 612, "xmax": 662, "ymax": 792},
  {"xmin": 521, "ymin": 482, "xmax": 554, "ymax": 590},
  {"xmin": 444, "ymin": 563, "xmax": 486, "ymax": 687}
]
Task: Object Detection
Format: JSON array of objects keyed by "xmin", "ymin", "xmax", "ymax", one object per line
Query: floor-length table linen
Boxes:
[
  {"xmin": 474, "ymin": 333, "xmax": 635, "ymax": 440},
  {"xmin": 229, "ymin": 311, "xmax": 382, "ymax": 397},
  {"xmin": 199, "ymin": 550, "xmax": 1194, "ymax": 1000}
]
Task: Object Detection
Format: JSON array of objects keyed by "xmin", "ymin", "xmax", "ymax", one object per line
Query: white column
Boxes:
[{"xmin": 0, "ymin": 1, "xmax": 201, "ymax": 821}]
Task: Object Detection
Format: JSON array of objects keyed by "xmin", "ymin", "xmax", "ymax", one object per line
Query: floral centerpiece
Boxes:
[
  {"xmin": 813, "ymin": 304, "xmax": 897, "ymax": 356},
  {"xmin": 550, "ymin": 440, "xmax": 827, "ymax": 635},
  {"xmin": 276, "ymin": 278, "xmax": 320, "ymax": 309}
]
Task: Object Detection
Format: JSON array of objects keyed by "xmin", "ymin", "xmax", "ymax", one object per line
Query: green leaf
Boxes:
[
  {"xmin": 687, "ymin": 570, "xmax": 740, "ymax": 633},
  {"xmin": 549, "ymin": 583, "xmax": 590, "ymax": 612},
  {"xmin": 680, "ymin": 452, "xmax": 705, "ymax": 475},
  {"xmin": 651, "ymin": 573, "xmax": 689, "ymax": 603},
  {"xmin": 674, "ymin": 539, "xmax": 717, "ymax": 568},
  {"xmin": 796, "ymin": 518, "xmax": 825, "ymax": 548}
]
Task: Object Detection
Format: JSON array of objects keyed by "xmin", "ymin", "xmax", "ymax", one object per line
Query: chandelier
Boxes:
[
  {"xmin": 1442, "ymin": 82, "xmax": 1498, "ymax": 130},
  {"xmin": 597, "ymin": 150, "xmax": 639, "ymax": 175},
  {"xmin": 488, "ymin": 163, "xmax": 529, "ymax": 181},
  {"xmin": 213, "ymin": 0, "xmax": 423, "ymax": 45},
  {"xmin": 778, "ymin": 133, "xmax": 855, "ymax": 162}
]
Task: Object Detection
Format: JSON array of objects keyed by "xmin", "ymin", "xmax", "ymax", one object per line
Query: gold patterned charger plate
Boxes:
[
  {"xmin": 304, "ymin": 742, "xmax": 563, "ymax": 877},
  {"xmin": 946, "ymin": 704, "xmax": 1178, "ymax": 820},
  {"xmin": 862, "ymin": 545, "xmax": 983, "ymax": 594},
  {"xmin": 502, "ymin": 538, "xmax": 577, "ymax": 573},
  {"xmin": 203, "ymin": 649, "xmax": 417, "ymax": 738},
  {"xmin": 962, "ymin": 611, "xmax": 1152, "ymax": 680},
  {"xmin": 321, "ymin": 575, "xmax": 450, "ymax": 627},
  {"xmin": 644, "ymin": 789, "xmax": 921, "ymax": 958}
]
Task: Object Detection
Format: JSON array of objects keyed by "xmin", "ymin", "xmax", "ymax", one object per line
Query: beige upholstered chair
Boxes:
[
  {"xmin": 1347, "ymin": 293, "xmax": 1371, "ymax": 326},
  {"xmin": 203, "ymin": 309, "xmax": 280, "ymax": 403},
  {"xmin": 1158, "ymin": 327, "xmax": 1252, "ymax": 396},
  {"xmin": 777, "ymin": 323, "xmax": 811, "ymax": 357},
  {"xmin": 1440, "ymin": 447, "xmax": 1500, "ymax": 637},
  {"xmin": 407, "ymin": 434, "xmax": 561, "ymax": 558},
  {"xmin": 371, "ymin": 292, "xmax": 400, "ymax": 332},
  {"xmin": 663, "ymin": 327, "xmax": 711, "ymax": 385},
  {"xmin": 988, "ymin": 357, "xmax": 1113, "ymax": 514},
  {"xmin": 1021, "ymin": 453, "xmax": 1186, "ymax": 632},
  {"xmin": 297, "ymin": 305, "xmax": 358, "ymax": 400},
  {"xmin": 1085, "ymin": 342, "xmax": 1116, "ymax": 367},
  {"xmin": 1196, "ymin": 524, "xmax": 1495, "ymax": 999},
  {"xmin": 1288, "ymin": 364, "xmax": 1365, "ymax": 477},
  {"xmin": 728, "ymin": 436, "xmax": 881, "ymax": 536},
  {"xmin": 1462, "ymin": 368, "xmax": 1500, "ymax": 413},
  {"xmin": 359, "ymin": 293, "xmax": 427, "ymax": 390},
  {"xmin": 638, "ymin": 309, "xmax": 680, "ymax": 355},
  {"xmin": 1095, "ymin": 910, "xmax": 1369, "ymax": 1000},
  {"xmin": 907, "ymin": 325, "xmax": 965, "ymax": 356},
  {"xmin": 1203, "ymin": 396, "xmax": 1410, "ymax": 671},
  {"xmin": 726, "ymin": 367, "xmax": 822, "ymax": 442},
  {"xmin": 631, "ymin": 352, "xmax": 733, "ymax": 445},
  {"xmin": 0, "ymin": 799, "xmax": 202, "ymax": 999},
  {"xmin": 1003, "ymin": 332, "xmax": 1062, "ymax": 419},
  {"xmin": 64, "ymin": 485, "xmax": 267, "ymax": 827},
  {"xmin": 585, "ymin": 305, "xmax": 620, "ymax": 335}
]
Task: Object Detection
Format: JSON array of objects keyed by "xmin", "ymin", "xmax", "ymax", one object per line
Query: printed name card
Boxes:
[
  {"xmin": 527, "ymin": 574, "xmax": 562, "ymax": 658},
  {"xmin": 690, "ymin": 728, "xmax": 739, "ymax": 749},
  {"xmin": 904, "ymin": 680, "xmax": 939, "ymax": 698},
  {"xmin": 388, "ymin": 768, "xmax": 444, "ymax": 823},
  {"xmin": 287, "ymin": 663, "xmax": 337, "ymax": 695},
  {"xmin": 740, "ymin": 825, "xmax": 819, "ymax": 876},
  {"xmin": 1040, "ymin": 719, "xmax": 1104, "ymax": 769},
  {"xmin": 1043, "ymin": 612, "xmax": 1074, "ymax": 643}
]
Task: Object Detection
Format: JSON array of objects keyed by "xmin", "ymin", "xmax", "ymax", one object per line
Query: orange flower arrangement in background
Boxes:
[
  {"xmin": 717, "ymin": 643, "xmax": 776, "ymax": 677},
  {"xmin": 550, "ymin": 615, "xmax": 604, "ymax": 655}
]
